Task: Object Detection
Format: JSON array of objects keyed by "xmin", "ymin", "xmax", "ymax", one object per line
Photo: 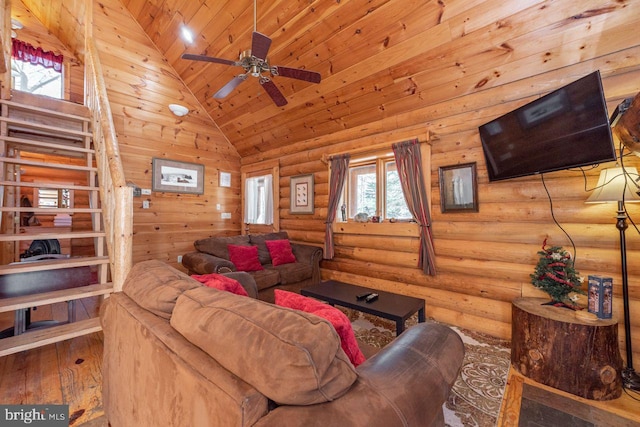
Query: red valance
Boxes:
[{"xmin": 12, "ymin": 39, "xmax": 63, "ymax": 72}]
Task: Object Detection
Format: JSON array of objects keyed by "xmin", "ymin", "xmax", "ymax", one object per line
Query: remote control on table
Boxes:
[
  {"xmin": 365, "ymin": 293, "xmax": 379, "ymax": 303},
  {"xmin": 356, "ymin": 292, "xmax": 372, "ymax": 300}
]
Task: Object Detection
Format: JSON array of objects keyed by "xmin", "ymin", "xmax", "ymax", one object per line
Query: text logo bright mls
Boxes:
[{"xmin": 1, "ymin": 405, "xmax": 68, "ymax": 426}]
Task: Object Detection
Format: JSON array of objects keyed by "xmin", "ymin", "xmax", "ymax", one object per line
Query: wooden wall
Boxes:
[
  {"xmin": 13, "ymin": 0, "xmax": 640, "ymax": 372},
  {"xmin": 90, "ymin": 0, "xmax": 243, "ymax": 267},
  {"xmin": 236, "ymin": 2, "xmax": 640, "ymax": 369}
]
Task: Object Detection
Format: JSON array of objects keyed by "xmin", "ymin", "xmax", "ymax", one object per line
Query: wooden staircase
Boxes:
[{"xmin": 0, "ymin": 93, "xmax": 112, "ymax": 357}]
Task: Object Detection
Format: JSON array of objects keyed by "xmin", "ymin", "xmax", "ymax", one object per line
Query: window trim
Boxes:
[{"xmin": 241, "ymin": 160, "xmax": 280, "ymax": 234}]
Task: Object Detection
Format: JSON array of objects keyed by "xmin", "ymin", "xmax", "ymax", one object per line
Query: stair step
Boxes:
[
  {"xmin": 0, "ymin": 99, "xmax": 91, "ymax": 122},
  {"xmin": 0, "ymin": 256, "xmax": 109, "ymax": 275},
  {"xmin": 0, "ymin": 231, "xmax": 105, "ymax": 242},
  {"xmin": 0, "ymin": 157, "xmax": 97, "ymax": 172},
  {"xmin": 0, "ymin": 180, "xmax": 98, "ymax": 192},
  {"xmin": 0, "ymin": 135, "xmax": 94, "ymax": 155},
  {"xmin": 0, "ymin": 283, "xmax": 113, "ymax": 313},
  {"xmin": 0, "ymin": 116, "xmax": 92, "ymax": 138},
  {"xmin": 0, "ymin": 317, "xmax": 102, "ymax": 357},
  {"xmin": 0, "ymin": 207, "xmax": 102, "ymax": 214}
]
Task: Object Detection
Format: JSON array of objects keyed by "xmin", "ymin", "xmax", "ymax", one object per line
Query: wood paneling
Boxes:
[{"xmin": 14, "ymin": 0, "xmax": 640, "ymax": 373}]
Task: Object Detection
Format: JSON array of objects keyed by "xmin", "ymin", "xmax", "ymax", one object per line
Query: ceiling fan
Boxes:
[{"xmin": 181, "ymin": 1, "xmax": 321, "ymax": 107}]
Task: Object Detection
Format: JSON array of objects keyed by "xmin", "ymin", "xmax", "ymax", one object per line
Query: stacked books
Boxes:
[{"xmin": 53, "ymin": 214, "xmax": 72, "ymax": 227}]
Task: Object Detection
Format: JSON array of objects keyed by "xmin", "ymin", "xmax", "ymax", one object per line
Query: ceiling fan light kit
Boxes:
[{"xmin": 181, "ymin": 2, "xmax": 321, "ymax": 107}]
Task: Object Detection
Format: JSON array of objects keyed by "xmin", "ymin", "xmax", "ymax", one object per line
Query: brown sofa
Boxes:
[
  {"xmin": 181, "ymin": 231, "xmax": 323, "ymax": 301},
  {"xmin": 101, "ymin": 260, "xmax": 465, "ymax": 427}
]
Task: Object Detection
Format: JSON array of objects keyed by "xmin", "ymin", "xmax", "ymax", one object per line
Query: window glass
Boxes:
[
  {"xmin": 11, "ymin": 59, "xmax": 63, "ymax": 99},
  {"xmin": 348, "ymin": 164, "xmax": 376, "ymax": 218},
  {"xmin": 385, "ymin": 161, "xmax": 412, "ymax": 220},
  {"xmin": 244, "ymin": 174, "xmax": 273, "ymax": 225}
]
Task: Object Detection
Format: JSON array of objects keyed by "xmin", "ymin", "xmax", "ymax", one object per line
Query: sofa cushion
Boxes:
[
  {"xmin": 272, "ymin": 262, "xmax": 313, "ymax": 285},
  {"xmin": 122, "ymin": 260, "xmax": 201, "ymax": 319},
  {"xmin": 194, "ymin": 235, "xmax": 250, "ymax": 259},
  {"xmin": 265, "ymin": 239, "xmax": 297, "ymax": 266},
  {"xmin": 249, "ymin": 269, "xmax": 281, "ymax": 291},
  {"xmin": 191, "ymin": 273, "xmax": 249, "ymax": 297},
  {"xmin": 170, "ymin": 286, "xmax": 357, "ymax": 405},
  {"xmin": 250, "ymin": 232, "xmax": 289, "ymax": 265},
  {"xmin": 228, "ymin": 244, "xmax": 264, "ymax": 272},
  {"xmin": 274, "ymin": 290, "xmax": 366, "ymax": 367}
]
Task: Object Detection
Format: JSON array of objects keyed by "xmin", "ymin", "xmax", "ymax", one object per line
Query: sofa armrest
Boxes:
[
  {"xmin": 290, "ymin": 243, "xmax": 323, "ymax": 284},
  {"xmin": 182, "ymin": 251, "xmax": 236, "ymax": 275},
  {"xmin": 254, "ymin": 322, "xmax": 464, "ymax": 427},
  {"xmin": 222, "ymin": 271, "xmax": 258, "ymax": 299}
]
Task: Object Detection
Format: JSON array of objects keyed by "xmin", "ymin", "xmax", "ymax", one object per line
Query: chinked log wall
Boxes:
[{"xmin": 242, "ymin": 4, "xmax": 640, "ymax": 368}]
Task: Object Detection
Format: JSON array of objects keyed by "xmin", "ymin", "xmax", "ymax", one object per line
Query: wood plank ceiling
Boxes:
[{"xmin": 120, "ymin": 0, "xmax": 455, "ymax": 158}]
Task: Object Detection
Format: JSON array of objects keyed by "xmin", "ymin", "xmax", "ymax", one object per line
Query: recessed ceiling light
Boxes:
[{"xmin": 180, "ymin": 26, "xmax": 194, "ymax": 44}]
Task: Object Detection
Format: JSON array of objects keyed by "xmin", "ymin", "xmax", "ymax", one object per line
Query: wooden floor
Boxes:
[
  {"xmin": 1, "ymin": 298, "xmax": 640, "ymax": 426},
  {"xmin": 498, "ymin": 367, "xmax": 640, "ymax": 426},
  {"xmin": 0, "ymin": 297, "xmax": 105, "ymax": 426}
]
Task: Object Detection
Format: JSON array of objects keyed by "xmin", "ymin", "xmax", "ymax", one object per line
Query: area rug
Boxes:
[{"xmin": 345, "ymin": 310, "xmax": 511, "ymax": 427}]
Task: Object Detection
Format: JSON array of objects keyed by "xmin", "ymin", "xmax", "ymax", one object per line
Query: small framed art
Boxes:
[
  {"xmin": 152, "ymin": 158, "xmax": 204, "ymax": 195},
  {"xmin": 439, "ymin": 162, "xmax": 478, "ymax": 213},
  {"xmin": 290, "ymin": 174, "xmax": 314, "ymax": 214}
]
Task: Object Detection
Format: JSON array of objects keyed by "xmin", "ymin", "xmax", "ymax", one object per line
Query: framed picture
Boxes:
[
  {"xmin": 152, "ymin": 158, "xmax": 204, "ymax": 194},
  {"xmin": 439, "ymin": 162, "xmax": 478, "ymax": 213},
  {"xmin": 219, "ymin": 171, "xmax": 231, "ymax": 188},
  {"xmin": 290, "ymin": 174, "xmax": 314, "ymax": 214}
]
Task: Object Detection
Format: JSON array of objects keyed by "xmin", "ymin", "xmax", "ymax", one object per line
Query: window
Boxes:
[
  {"xmin": 342, "ymin": 154, "xmax": 411, "ymax": 222},
  {"xmin": 244, "ymin": 174, "xmax": 273, "ymax": 224},
  {"xmin": 11, "ymin": 60, "xmax": 63, "ymax": 98},
  {"xmin": 11, "ymin": 39, "xmax": 64, "ymax": 99},
  {"xmin": 34, "ymin": 187, "xmax": 73, "ymax": 209}
]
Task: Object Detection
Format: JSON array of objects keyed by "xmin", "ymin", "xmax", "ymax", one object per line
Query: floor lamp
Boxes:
[{"xmin": 586, "ymin": 166, "xmax": 640, "ymax": 390}]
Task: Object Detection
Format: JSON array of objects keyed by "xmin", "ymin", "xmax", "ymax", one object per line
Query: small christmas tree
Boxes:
[{"xmin": 530, "ymin": 239, "xmax": 585, "ymax": 308}]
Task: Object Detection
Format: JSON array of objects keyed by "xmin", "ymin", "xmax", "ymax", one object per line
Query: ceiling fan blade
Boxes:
[
  {"xmin": 251, "ymin": 31, "xmax": 272, "ymax": 61},
  {"xmin": 259, "ymin": 77, "xmax": 287, "ymax": 107},
  {"xmin": 213, "ymin": 74, "xmax": 248, "ymax": 98},
  {"xmin": 274, "ymin": 66, "xmax": 321, "ymax": 84},
  {"xmin": 182, "ymin": 53, "xmax": 237, "ymax": 67}
]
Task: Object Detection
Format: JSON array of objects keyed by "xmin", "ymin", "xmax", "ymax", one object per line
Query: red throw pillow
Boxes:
[
  {"xmin": 191, "ymin": 273, "xmax": 249, "ymax": 297},
  {"xmin": 227, "ymin": 244, "xmax": 263, "ymax": 272},
  {"xmin": 274, "ymin": 290, "xmax": 366, "ymax": 367},
  {"xmin": 265, "ymin": 239, "xmax": 297, "ymax": 266}
]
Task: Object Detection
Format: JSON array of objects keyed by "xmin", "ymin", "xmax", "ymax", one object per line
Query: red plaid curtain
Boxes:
[{"xmin": 12, "ymin": 39, "xmax": 63, "ymax": 72}]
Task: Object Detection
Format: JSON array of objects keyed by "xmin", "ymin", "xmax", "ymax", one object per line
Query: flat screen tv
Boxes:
[{"xmin": 479, "ymin": 70, "xmax": 616, "ymax": 182}]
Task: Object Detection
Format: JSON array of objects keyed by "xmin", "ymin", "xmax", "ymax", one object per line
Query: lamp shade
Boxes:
[{"xmin": 586, "ymin": 167, "xmax": 640, "ymax": 203}]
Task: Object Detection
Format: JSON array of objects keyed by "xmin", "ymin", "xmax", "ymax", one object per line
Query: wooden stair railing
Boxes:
[{"xmin": 85, "ymin": 38, "xmax": 133, "ymax": 292}]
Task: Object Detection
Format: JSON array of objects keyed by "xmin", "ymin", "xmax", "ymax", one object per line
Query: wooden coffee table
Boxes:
[{"xmin": 301, "ymin": 280, "xmax": 425, "ymax": 335}]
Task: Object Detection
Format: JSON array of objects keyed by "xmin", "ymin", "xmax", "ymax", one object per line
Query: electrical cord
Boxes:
[{"xmin": 540, "ymin": 173, "xmax": 577, "ymax": 261}]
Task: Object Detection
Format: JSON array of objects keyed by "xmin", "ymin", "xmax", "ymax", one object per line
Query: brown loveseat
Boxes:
[
  {"xmin": 101, "ymin": 260, "xmax": 465, "ymax": 427},
  {"xmin": 181, "ymin": 231, "xmax": 323, "ymax": 301}
]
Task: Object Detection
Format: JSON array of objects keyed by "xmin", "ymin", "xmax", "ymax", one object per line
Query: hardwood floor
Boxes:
[
  {"xmin": 2, "ymin": 298, "xmax": 640, "ymax": 427},
  {"xmin": 0, "ymin": 297, "xmax": 105, "ymax": 426},
  {"xmin": 499, "ymin": 367, "xmax": 640, "ymax": 426}
]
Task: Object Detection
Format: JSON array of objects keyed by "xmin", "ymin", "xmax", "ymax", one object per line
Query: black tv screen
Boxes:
[{"xmin": 479, "ymin": 71, "xmax": 616, "ymax": 182}]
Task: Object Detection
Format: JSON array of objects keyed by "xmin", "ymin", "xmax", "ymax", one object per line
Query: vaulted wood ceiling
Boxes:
[
  {"xmin": 120, "ymin": 0, "xmax": 454, "ymax": 159},
  {"xmin": 14, "ymin": 0, "xmax": 638, "ymax": 161}
]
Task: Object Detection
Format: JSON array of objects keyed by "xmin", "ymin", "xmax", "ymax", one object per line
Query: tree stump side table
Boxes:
[{"xmin": 511, "ymin": 297, "xmax": 623, "ymax": 400}]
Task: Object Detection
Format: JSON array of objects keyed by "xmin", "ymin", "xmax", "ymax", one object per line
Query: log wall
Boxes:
[
  {"xmin": 12, "ymin": 0, "xmax": 640, "ymax": 372},
  {"xmin": 237, "ymin": 2, "xmax": 640, "ymax": 370}
]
